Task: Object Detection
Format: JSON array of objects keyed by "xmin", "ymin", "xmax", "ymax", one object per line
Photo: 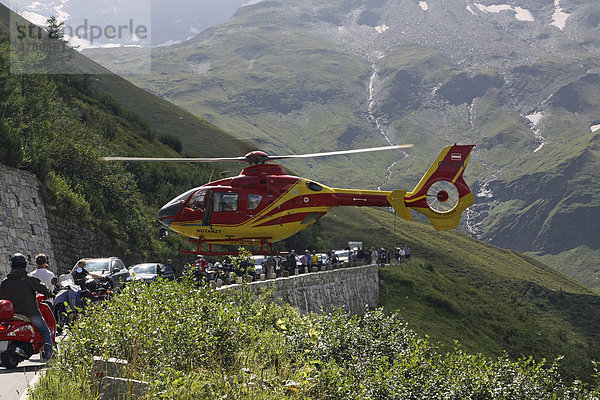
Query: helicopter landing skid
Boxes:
[{"xmin": 181, "ymin": 237, "xmax": 276, "ymax": 256}]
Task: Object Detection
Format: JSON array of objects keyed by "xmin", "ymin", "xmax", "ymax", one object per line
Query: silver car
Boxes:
[{"xmin": 129, "ymin": 263, "xmax": 175, "ymax": 283}]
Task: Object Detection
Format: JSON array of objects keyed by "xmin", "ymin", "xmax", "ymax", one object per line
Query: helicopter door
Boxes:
[{"xmin": 202, "ymin": 190, "xmax": 212, "ymax": 226}]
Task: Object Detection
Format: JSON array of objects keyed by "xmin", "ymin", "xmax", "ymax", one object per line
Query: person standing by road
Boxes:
[
  {"xmin": 301, "ymin": 250, "xmax": 311, "ymax": 272},
  {"xmin": 311, "ymin": 250, "xmax": 319, "ymax": 269},
  {"xmin": 286, "ymin": 250, "xmax": 297, "ymax": 275},
  {"xmin": 0, "ymin": 253, "xmax": 55, "ymax": 362},
  {"xmin": 378, "ymin": 248, "xmax": 387, "ymax": 267},
  {"xmin": 31, "ymin": 254, "xmax": 56, "ymax": 291},
  {"xmin": 330, "ymin": 251, "xmax": 338, "ymax": 268},
  {"xmin": 166, "ymin": 258, "xmax": 177, "ymax": 278},
  {"xmin": 265, "ymin": 255, "xmax": 276, "ymax": 277}
]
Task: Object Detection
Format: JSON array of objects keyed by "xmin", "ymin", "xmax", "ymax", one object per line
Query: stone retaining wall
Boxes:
[
  {"xmin": 0, "ymin": 164, "xmax": 117, "ymax": 277},
  {"xmin": 46, "ymin": 213, "xmax": 114, "ymax": 275},
  {"xmin": 222, "ymin": 264, "xmax": 380, "ymax": 315},
  {"xmin": 0, "ymin": 164, "xmax": 55, "ymax": 278}
]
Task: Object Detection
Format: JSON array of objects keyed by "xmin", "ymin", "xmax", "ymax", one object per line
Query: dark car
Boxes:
[
  {"xmin": 78, "ymin": 257, "xmax": 130, "ymax": 290},
  {"xmin": 129, "ymin": 263, "xmax": 175, "ymax": 283}
]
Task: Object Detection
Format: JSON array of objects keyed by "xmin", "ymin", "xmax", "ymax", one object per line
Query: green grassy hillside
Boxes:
[
  {"xmin": 92, "ymin": 73, "xmax": 252, "ymax": 158},
  {"xmin": 84, "ymin": 22, "xmax": 396, "ymax": 189},
  {"xmin": 281, "ymin": 206, "xmax": 600, "ymax": 381}
]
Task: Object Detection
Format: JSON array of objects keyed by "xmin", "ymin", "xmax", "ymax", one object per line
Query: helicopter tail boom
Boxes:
[{"xmin": 387, "ymin": 144, "xmax": 475, "ymax": 230}]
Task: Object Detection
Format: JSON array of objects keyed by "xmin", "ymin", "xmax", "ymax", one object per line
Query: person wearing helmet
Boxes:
[
  {"xmin": 71, "ymin": 259, "xmax": 103, "ymax": 288},
  {"xmin": 311, "ymin": 250, "xmax": 319, "ymax": 268},
  {"xmin": 0, "ymin": 253, "xmax": 55, "ymax": 362},
  {"xmin": 378, "ymin": 248, "xmax": 387, "ymax": 267}
]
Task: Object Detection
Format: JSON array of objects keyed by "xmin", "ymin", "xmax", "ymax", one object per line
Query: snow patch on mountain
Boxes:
[
  {"xmin": 20, "ymin": 10, "xmax": 47, "ymax": 25},
  {"xmin": 525, "ymin": 111, "xmax": 542, "ymax": 126},
  {"xmin": 474, "ymin": 3, "xmax": 534, "ymax": 22},
  {"xmin": 53, "ymin": 0, "xmax": 69, "ymax": 22},
  {"xmin": 550, "ymin": 0, "xmax": 569, "ymax": 31},
  {"xmin": 525, "ymin": 111, "xmax": 546, "ymax": 152},
  {"xmin": 375, "ymin": 25, "xmax": 389, "ymax": 33}
]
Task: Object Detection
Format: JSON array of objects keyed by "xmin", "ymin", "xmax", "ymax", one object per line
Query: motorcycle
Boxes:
[
  {"xmin": 53, "ymin": 274, "xmax": 83, "ymax": 334},
  {"xmin": 88, "ymin": 278, "xmax": 113, "ymax": 304},
  {"xmin": 0, "ymin": 294, "xmax": 56, "ymax": 368}
]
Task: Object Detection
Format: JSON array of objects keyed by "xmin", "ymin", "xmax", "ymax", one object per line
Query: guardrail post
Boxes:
[{"xmin": 91, "ymin": 356, "xmax": 149, "ymax": 399}]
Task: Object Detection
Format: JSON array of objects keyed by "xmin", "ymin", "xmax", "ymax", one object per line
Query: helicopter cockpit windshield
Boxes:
[
  {"xmin": 189, "ymin": 190, "xmax": 207, "ymax": 211},
  {"xmin": 158, "ymin": 187, "xmax": 199, "ymax": 227}
]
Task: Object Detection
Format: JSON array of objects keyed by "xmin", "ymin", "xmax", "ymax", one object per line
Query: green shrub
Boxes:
[
  {"xmin": 158, "ymin": 133, "xmax": 183, "ymax": 153},
  {"xmin": 31, "ymin": 280, "xmax": 600, "ymax": 399}
]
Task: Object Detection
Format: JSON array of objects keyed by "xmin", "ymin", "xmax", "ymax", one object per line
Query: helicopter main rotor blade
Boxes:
[
  {"xmin": 267, "ymin": 144, "xmax": 413, "ymax": 161},
  {"xmin": 101, "ymin": 144, "xmax": 413, "ymax": 164},
  {"xmin": 100, "ymin": 156, "xmax": 248, "ymax": 162}
]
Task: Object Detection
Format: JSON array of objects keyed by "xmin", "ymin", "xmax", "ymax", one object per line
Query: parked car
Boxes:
[
  {"xmin": 77, "ymin": 257, "xmax": 130, "ymax": 290},
  {"xmin": 334, "ymin": 250, "xmax": 350, "ymax": 267},
  {"xmin": 129, "ymin": 263, "xmax": 175, "ymax": 283},
  {"xmin": 251, "ymin": 255, "xmax": 267, "ymax": 277}
]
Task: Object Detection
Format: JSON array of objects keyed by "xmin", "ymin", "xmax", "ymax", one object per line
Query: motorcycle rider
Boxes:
[
  {"xmin": 0, "ymin": 253, "xmax": 55, "ymax": 362},
  {"xmin": 71, "ymin": 259, "xmax": 104, "ymax": 298}
]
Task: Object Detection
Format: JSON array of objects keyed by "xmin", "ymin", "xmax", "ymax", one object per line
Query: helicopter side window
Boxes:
[
  {"xmin": 213, "ymin": 192, "xmax": 238, "ymax": 212},
  {"xmin": 188, "ymin": 190, "xmax": 206, "ymax": 211},
  {"xmin": 247, "ymin": 194, "xmax": 262, "ymax": 210}
]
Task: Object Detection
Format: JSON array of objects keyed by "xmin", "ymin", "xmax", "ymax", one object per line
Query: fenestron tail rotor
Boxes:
[
  {"xmin": 101, "ymin": 144, "xmax": 413, "ymax": 165},
  {"xmin": 426, "ymin": 181, "xmax": 460, "ymax": 213}
]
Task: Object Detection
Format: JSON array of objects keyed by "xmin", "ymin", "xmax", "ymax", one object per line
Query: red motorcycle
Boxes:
[{"xmin": 0, "ymin": 294, "xmax": 57, "ymax": 368}]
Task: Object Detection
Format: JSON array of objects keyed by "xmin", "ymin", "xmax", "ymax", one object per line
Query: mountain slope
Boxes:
[
  {"xmin": 282, "ymin": 206, "xmax": 600, "ymax": 381},
  {"xmin": 87, "ymin": 0, "xmax": 600, "ymax": 287}
]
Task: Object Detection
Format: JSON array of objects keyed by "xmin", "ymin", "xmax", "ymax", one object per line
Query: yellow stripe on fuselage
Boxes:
[{"xmin": 170, "ymin": 180, "xmax": 336, "ymax": 242}]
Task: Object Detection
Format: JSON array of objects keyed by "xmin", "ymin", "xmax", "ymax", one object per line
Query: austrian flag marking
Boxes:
[{"xmin": 451, "ymin": 153, "xmax": 462, "ymax": 161}]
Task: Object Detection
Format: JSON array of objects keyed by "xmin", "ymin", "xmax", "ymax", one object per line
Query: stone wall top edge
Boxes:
[{"xmin": 219, "ymin": 265, "xmax": 380, "ymax": 293}]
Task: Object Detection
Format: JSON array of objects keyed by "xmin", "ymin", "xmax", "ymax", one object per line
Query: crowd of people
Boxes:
[{"xmin": 181, "ymin": 244, "xmax": 413, "ymax": 286}]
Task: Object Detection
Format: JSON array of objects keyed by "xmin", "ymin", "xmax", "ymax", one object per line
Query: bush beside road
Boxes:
[{"xmin": 28, "ymin": 279, "xmax": 600, "ymax": 399}]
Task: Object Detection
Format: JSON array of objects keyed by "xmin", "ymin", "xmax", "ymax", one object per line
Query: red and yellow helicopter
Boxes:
[{"xmin": 103, "ymin": 144, "xmax": 474, "ymax": 255}]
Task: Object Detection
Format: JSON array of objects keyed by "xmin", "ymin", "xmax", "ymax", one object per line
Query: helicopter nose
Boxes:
[{"xmin": 158, "ymin": 200, "xmax": 181, "ymax": 227}]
